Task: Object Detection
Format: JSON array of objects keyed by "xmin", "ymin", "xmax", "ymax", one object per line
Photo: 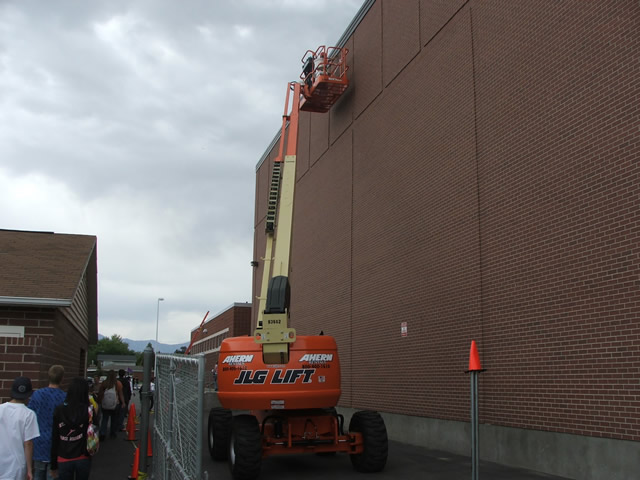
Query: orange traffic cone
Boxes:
[
  {"xmin": 126, "ymin": 410, "xmax": 138, "ymax": 441},
  {"xmin": 128, "ymin": 447, "xmax": 140, "ymax": 480},
  {"xmin": 128, "ymin": 402, "xmax": 137, "ymax": 419},
  {"xmin": 468, "ymin": 340, "xmax": 483, "ymax": 372},
  {"xmin": 147, "ymin": 430, "xmax": 153, "ymax": 457}
]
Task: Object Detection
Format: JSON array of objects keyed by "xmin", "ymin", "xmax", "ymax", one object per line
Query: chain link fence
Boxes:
[{"xmin": 153, "ymin": 353, "xmax": 206, "ymax": 480}]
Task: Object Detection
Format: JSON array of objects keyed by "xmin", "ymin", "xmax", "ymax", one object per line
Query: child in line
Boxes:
[{"xmin": 0, "ymin": 376, "xmax": 40, "ymax": 480}]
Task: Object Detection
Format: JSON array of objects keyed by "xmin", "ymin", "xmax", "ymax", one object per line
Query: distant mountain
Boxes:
[{"xmin": 98, "ymin": 334, "xmax": 189, "ymax": 354}]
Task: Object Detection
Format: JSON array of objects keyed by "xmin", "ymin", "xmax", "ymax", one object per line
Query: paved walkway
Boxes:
[{"xmin": 91, "ymin": 390, "xmax": 152, "ymax": 480}]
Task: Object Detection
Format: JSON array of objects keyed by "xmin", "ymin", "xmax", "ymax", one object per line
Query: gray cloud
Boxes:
[{"xmin": 0, "ymin": 0, "xmax": 362, "ymax": 343}]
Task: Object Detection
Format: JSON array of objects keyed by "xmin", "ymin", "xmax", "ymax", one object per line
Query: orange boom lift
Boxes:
[{"xmin": 207, "ymin": 46, "xmax": 388, "ymax": 480}]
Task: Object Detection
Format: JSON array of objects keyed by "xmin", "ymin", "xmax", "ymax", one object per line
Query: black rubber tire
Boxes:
[
  {"xmin": 228, "ymin": 415, "xmax": 262, "ymax": 480},
  {"xmin": 207, "ymin": 408, "xmax": 232, "ymax": 461},
  {"xmin": 348, "ymin": 410, "xmax": 388, "ymax": 473}
]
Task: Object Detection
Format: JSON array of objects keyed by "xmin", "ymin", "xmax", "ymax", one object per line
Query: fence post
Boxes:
[
  {"xmin": 196, "ymin": 354, "xmax": 205, "ymax": 480},
  {"xmin": 466, "ymin": 340, "xmax": 484, "ymax": 480},
  {"xmin": 164, "ymin": 357, "xmax": 176, "ymax": 479},
  {"xmin": 139, "ymin": 345, "xmax": 153, "ymax": 476}
]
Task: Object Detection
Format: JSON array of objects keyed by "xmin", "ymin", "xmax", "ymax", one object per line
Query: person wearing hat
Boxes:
[{"xmin": 0, "ymin": 376, "xmax": 41, "ymax": 480}]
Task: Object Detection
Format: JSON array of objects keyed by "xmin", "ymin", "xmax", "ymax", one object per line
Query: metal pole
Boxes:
[
  {"xmin": 471, "ymin": 372, "xmax": 479, "ymax": 480},
  {"xmin": 166, "ymin": 357, "xmax": 176, "ymax": 479},
  {"xmin": 155, "ymin": 297, "xmax": 164, "ymax": 343},
  {"xmin": 139, "ymin": 345, "xmax": 153, "ymax": 476},
  {"xmin": 195, "ymin": 354, "xmax": 205, "ymax": 480}
]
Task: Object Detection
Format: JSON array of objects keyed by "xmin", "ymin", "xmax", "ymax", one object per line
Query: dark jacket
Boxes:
[
  {"xmin": 118, "ymin": 375, "xmax": 132, "ymax": 404},
  {"xmin": 51, "ymin": 402, "xmax": 90, "ymax": 469}
]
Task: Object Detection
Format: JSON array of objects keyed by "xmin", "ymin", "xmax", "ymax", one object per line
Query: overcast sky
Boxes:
[{"xmin": 0, "ymin": 0, "xmax": 363, "ymax": 344}]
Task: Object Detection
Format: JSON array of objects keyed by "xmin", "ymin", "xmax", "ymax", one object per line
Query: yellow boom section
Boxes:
[{"xmin": 254, "ymin": 83, "xmax": 301, "ymax": 364}]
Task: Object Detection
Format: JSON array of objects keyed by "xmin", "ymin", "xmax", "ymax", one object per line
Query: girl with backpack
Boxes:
[
  {"xmin": 97, "ymin": 370, "xmax": 125, "ymax": 441},
  {"xmin": 50, "ymin": 377, "xmax": 95, "ymax": 480}
]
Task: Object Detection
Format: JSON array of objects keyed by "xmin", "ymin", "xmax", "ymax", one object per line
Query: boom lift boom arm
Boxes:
[
  {"xmin": 254, "ymin": 82, "xmax": 303, "ymax": 364},
  {"xmin": 211, "ymin": 47, "xmax": 388, "ymax": 479}
]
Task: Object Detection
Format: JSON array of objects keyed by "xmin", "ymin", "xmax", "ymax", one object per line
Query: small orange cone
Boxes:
[
  {"xmin": 126, "ymin": 411, "xmax": 138, "ymax": 441},
  {"xmin": 147, "ymin": 430, "xmax": 153, "ymax": 457},
  {"xmin": 468, "ymin": 340, "xmax": 483, "ymax": 372},
  {"xmin": 128, "ymin": 447, "xmax": 140, "ymax": 479}
]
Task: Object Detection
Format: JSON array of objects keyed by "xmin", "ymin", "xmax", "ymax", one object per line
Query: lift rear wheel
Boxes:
[
  {"xmin": 208, "ymin": 408, "xmax": 232, "ymax": 461},
  {"xmin": 349, "ymin": 410, "xmax": 388, "ymax": 473},
  {"xmin": 228, "ymin": 414, "xmax": 262, "ymax": 480}
]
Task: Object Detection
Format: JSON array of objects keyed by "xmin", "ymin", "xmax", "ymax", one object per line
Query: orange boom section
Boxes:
[{"xmin": 217, "ymin": 335, "xmax": 341, "ymax": 411}]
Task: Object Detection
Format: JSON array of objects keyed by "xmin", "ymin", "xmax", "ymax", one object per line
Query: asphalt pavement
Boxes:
[
  {"xmin": 91, "ymin": 389, "xmax": 152, "ymax": 480},
  {"xmin": 203, "ymin": 438, "xmax": 574, "ymax": 480},
  {"xmin": 200, "ymin": 392, "xmax": 572, "ymax": 480},
  {"xmin": 204, "ymin": 439, "xmax": 572, "ymax": 480},
  {"xmin": 89, "ymin": 390, "xmax": 572, "ymax": 480}
]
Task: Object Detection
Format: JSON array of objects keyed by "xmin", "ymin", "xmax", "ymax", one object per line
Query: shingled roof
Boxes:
[{"xmin": 0, "ymin": 229, "xmax": 98, "ymax": 340}]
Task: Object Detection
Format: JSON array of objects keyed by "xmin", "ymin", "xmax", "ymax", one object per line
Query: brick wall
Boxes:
[
  {"xmin": 232, "ymin": 304, "xmax": 252, "ymax": 338},
  {"xmin": 290, "ymin": 130, "xmax": 354, "ymax": 405},
  {"xmin": 47, "ymin": 311, "xmax": 90, "ymax": 382},
  {"xmin": 473, "ymin": 0, "xmax": 640, "ymax": 441},
  {"xmin": 253, "ymin": 0, "xmax": 640, "ymax": 442},
  {"xmin": 0, "ymin": 307, "xmax": 89, "ymax": 401},
  {"xmin": 190, "ymin": 305, "xmax": 252, "ymax": 379}
]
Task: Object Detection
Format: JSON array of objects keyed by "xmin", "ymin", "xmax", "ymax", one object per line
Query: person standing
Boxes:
[
  {"xmin": 116, "ymin": 369, "xmax": 132, "ymax": 430},
  {"xmin": 50, "ymin": 378, "xmax": 93, "ymax": 480},
  {"xmin": 87, "ymin": 379, "xmax": 99, "ymax": 427},
  {"xmin": 97, "ymin": 370, "xmax": 124, "ymax": 440},
  {"xmin": 0, "ymin": 376, "xmax": 40, "ymax": 480},
  {"xmin": 149, "ymin": 377, "xmax": 155, "ymax": 413},
  {"xmin": 28, "ymin": 365, "xmax": 66, "ymax": 480},
  {"xmin": 213, "ymin": 362, "xmax": 218, "ymax": 391}
]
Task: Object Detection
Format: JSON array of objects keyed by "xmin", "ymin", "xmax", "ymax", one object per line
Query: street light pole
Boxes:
[{"xmin": 156, "ymin": 297, "xmax": 164, "ymax": 344}]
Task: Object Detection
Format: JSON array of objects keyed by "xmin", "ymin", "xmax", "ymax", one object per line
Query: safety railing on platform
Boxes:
[{"xmin": 154, "ymin": 353, "xmax": 206, "ymax": 480}]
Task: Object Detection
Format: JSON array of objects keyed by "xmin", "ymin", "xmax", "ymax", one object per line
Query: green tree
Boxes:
[
  {"xmin": 136, "ymin": 342, "xmax": 155, "ymax": 366},
  {"xmin": 174, "ymin": 346, "xmax": 187, "ymax": 355},
  {"xmin": 88, "ymin": 334, "xmax": 135, "ymax": 365}
]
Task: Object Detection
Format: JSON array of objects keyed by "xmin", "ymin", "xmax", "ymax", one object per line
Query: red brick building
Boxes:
[
  {"xmin": 252, "ymin": 1, "xmax": 639, "ymax": 478},
  {"xmin": 188, "ymin": 303, "xmax": 251, "ymax": 383},
  {"xmin": 0, "ymin": 230, "xmax": 98, "ymax": 401}
]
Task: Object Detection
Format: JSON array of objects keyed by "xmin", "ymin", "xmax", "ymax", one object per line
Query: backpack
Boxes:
[
  {"xmin": 102, "ymin": 386, "xmax": 117, "ymax": 410},
  {"xmin": 86, "ymin": 406, "xmax": 99, "ymax": 455}
]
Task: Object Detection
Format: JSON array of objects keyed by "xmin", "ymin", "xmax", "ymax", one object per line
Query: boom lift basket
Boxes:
[{"xmin": 300, "ymin": 46, "xmax": 349, "ymax": 113}]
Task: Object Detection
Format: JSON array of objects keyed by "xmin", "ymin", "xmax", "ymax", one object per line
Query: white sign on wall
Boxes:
[{"xmin": 401, "ymin": 322, "xmax": 408, "ymax": 337}]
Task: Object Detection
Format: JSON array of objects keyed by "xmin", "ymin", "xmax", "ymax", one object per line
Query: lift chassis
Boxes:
[{"xmin": 207, "ymin": 47, "xmax": 388, "ymax": 480}]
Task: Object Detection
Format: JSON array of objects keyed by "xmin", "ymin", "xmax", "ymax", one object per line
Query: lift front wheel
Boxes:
[
  {"xmin": 208, "ymin": 408, "xmax": 232, "ymax": 461},
  {"xmin": 228, "ymin": 415, "xmax": 262, "ymax": 480},
  {"xmin": 349, "ymin": 410, "xmax": 388, "ymax": 473}
]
